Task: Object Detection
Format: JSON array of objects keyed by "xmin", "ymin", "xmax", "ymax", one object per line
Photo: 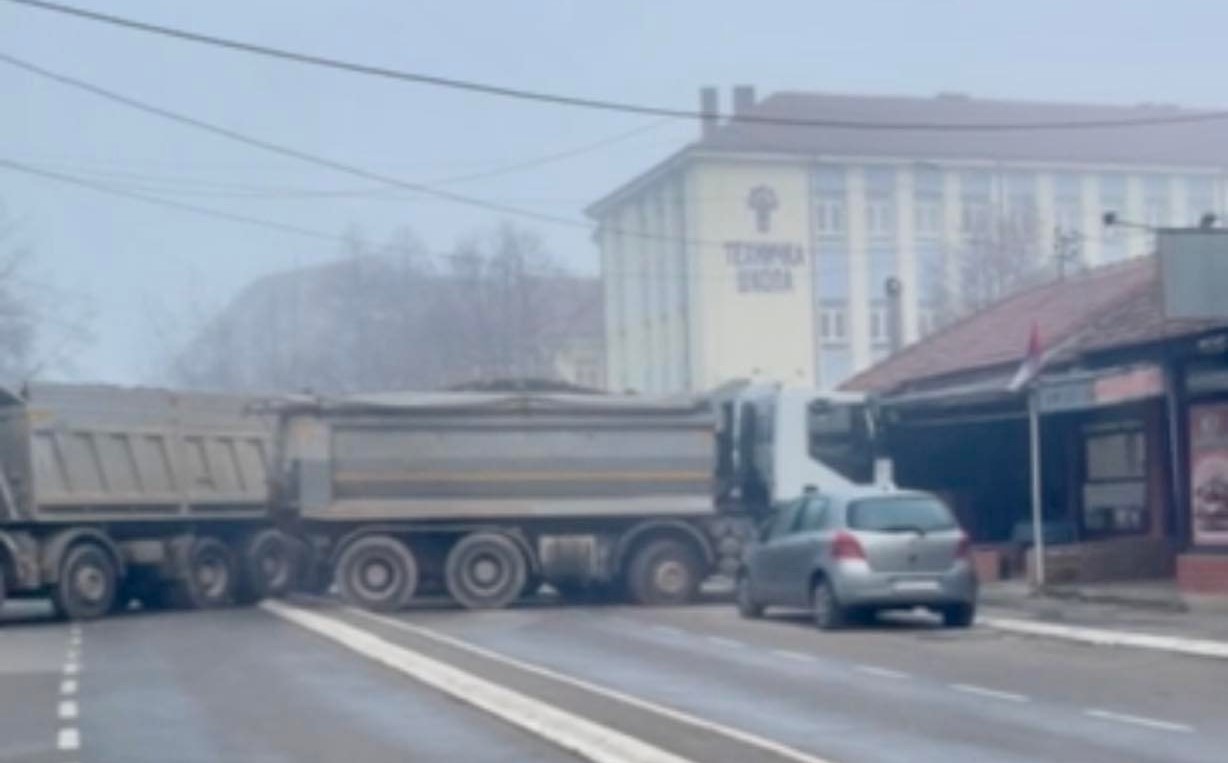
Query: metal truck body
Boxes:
[
  {"xmin": 0, "ymin": 383, "xmax": 297, "ymax": 619},
  {"xmin": 276, "ymin": 391, "xmax": 749, "ymax": 610}
]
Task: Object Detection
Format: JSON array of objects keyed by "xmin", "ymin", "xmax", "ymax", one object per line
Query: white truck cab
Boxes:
[{"xmin": 715, "ymin": 381, "xmax": 889, "ymax": 513}]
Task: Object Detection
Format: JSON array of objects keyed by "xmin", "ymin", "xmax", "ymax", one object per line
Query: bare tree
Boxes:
[
  {"xmin": 0, "ymin": 203, "xmax": 92, "ymax": 384},
  {"xmin": 930, "ymin": 209, "xmax": 1048, "ymax": 324},
  {"xmin": 167, "ymin": 222, "xmax": 600, "ymax": 394}
]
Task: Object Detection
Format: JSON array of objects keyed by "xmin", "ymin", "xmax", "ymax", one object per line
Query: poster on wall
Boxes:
[{"xmin": 1190, "ymin": 403, "xmax": 1228, "ymax": 546}]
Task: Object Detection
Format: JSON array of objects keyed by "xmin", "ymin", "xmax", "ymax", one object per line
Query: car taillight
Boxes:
[
  {"xmin": 955, "ymin": 535, "xmax": 971, "ymax": 560},
  {"xmin": 831, "ymin": 531, "xmax": 866, "ymax": 561}
]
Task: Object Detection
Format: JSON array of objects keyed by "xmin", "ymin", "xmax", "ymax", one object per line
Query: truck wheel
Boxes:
[
  {"xmin": 168, "ymin": 537, "xmax": 237, "ymax": 609},
  {"xmin": 445, "ymin": 532, "xmax": 527, "ymax": 610},
  {"xmin": 237, "ymin": 530, "xmax": 298, "ymax": 603},
  {"xmin": 0, "ymin": 562, "xmax": 7, "ymax": 611},
  {"xmin": 52, "ymin": 543, "xmax": 118, "ymax": 621},
  {"xmin": 627, "ymin": 539, "xmax": 701, "ymax": 606},
  {"xmin": 336, "ymin": 535, "xmax": 418, "ymax": 612}
]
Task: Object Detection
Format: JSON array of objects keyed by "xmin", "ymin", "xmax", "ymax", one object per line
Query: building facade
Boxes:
[{"xmin": 588, "ymin": 88, "xmax": 1228, "ymax": 393}]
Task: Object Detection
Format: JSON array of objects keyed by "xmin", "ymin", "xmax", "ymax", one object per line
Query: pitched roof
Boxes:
[
  {"xmin": 840, "ymin": 255, "xmax": 1228, "ymax": 395},
  {"xmin": 588, "ymin": 91, "xmax": 1228, "ymax": 217},
  {"xmin": 699, "ymin": 92, "xmax": 1228, "ymax": 167}
]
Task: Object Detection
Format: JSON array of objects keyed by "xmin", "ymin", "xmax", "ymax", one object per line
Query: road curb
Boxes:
[{"xmin": 981, "ymin": 615, "xmax": 1228, "ymax": 661}]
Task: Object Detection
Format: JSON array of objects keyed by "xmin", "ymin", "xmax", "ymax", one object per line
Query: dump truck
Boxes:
[
  {"xmin": 0, "ymin": 383, "xmax": 297, "ymax": 619},
  {"xmin": 275, "ymin": 390, "xmax": 742, "ymax": 611},
  {"xmin": 0, "ymin": 381, "xmax": 879, "ymax": 619}
]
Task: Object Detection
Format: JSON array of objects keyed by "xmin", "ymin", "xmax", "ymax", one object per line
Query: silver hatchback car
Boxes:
[{"xmin": 736, "ymin": 488, "xmax": 977, "ymax": 629}]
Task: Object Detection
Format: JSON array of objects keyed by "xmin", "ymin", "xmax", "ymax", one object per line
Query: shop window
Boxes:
[{"xmin": 1082, "ymin": 423, "xmax": 1149, "ymax": 536}]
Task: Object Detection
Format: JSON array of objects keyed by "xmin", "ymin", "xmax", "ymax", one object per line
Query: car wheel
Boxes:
[
  {"xmin": 942, "ymin": 603, "xmax": 976, "ymax": 629},
  {"xmin": 811, "ymin": 577, "xmax": 846, "ymax": 631},
  {"xmin": 735, "ymin": 573, "xmax": 763, "ymax": 619}
]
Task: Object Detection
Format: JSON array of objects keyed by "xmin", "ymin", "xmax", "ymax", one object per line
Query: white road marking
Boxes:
[
  {"xmin": 60, "ymin": 679, "xmax": 77, "ymax": 696},
  {"xmin": 58, "ymin": 700, "xmax": 78, "ymax": 720},
  {"xmin": 949, "ymin": 683, "xmax": 1030, "ymax": 703},
  {"xmin": 651, "ymin": 625, "xmax": 682, "ymax": 637},
  {"xmin": 63, "ymin": 662, "xmax": 79, "ymax": 676},
  {"xmin": 854, "ymin": 664, "xmax": 909, "ymax": 680},
  {"xmin": 263, "ymin": 602, "xmax": 693, "ymax": 763},
  {"xmin": 981, "ymin": 616, "xmax": 1228, "ymax": 661},
  {"xmin": 1084, "ymin": 709, "xmax": 1194, "ymax": 734},
  {"xmin": 705, "ymin": 636, "xmax": 743, "ymax": 649},
  {"xmin": 333, "ymin": 604, "xmax": 838, "ymax": 763},
  {"xmin": 773, "ymin": 649, "xmax": 816, "ymax": 663},
  {"xmin": 57, "ymin": 728, "xmax": 79, "ymax": 751}
]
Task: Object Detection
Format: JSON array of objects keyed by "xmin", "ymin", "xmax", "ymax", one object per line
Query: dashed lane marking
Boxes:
[
  {"xmin": 1084, "ymin": 709, "xmax": 1194, "ymax": 734},
  {"xmin": 853, "ymin": 665, "xmax": 910, "ymax": 680},
  {"xmin": 332, "ymin": 604, "xmax": 839, "ymax": 763},
  {"xmin": 57, "ymin": 728, "xmax": 79, "ymax": 751},
  {"xmin": 772, "ymin": 649, "xmax": 816, "ymax": 663},
  {"xmin": 705, "ymin": 636, "xmax": 744, "ymax": 649},
  {"xmin": 62, "ymin": 662, "xmax": 79, "ymax": 676},
  {"xmin": 60, "ymin": 679, "xmax": 77, "ymax": 696},
  {"xmin": 57, "ymin": 700, "xmax": 78, "ymax": 720},
  {"xmin": 949, "ymin": 683, "xmax": 1030, "ymax": 703},
  {"xmin": 651, "ymin": 625, "xmax": 682, "ymax": 637}
]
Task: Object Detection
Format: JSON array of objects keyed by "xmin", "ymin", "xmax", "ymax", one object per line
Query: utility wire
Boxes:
[
  {"xmin": 1, "ymin": 52, "xmax": 731, "ymax": 250},
  {"xmin": 8, "ymin": 0, "xmax": 1228, "ymax": 132},
  {"xmin": 0, "ymin": 52, "xmax": 593, "ymax": 232},
  {"xmin": 0, "ymin": 158, "xmax": 347, "ymax": 242}
]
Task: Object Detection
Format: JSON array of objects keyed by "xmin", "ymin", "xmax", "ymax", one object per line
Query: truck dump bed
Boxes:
[
  {"xmin": 280, "ymin": 391, "xmax": 718, "ymax": 522},
  {"xmin": 0, "ymin": 383, "xmax": 275, "ymax": 524}
]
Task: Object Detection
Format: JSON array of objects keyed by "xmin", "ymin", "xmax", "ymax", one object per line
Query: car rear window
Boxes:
[{"xmin": 847, "ymin": 497, "xmax": 957, "ymax": 533}]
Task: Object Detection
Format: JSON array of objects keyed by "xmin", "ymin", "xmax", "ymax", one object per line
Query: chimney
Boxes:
[
  {"xmin": 700, "ymin": 86, "xmax": 719, "ymax": 139},
  {"xmin": 732, "ymin": 85, "xmax": 756, "ymax": 116}
]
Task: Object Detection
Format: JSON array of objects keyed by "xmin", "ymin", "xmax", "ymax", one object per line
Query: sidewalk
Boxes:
[{"xmin": 979, "ymin": 579, "xmax": 1228, "ymax": 659}]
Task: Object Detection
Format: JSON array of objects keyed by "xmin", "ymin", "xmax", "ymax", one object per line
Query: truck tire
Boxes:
[
  {"xmin": 336, "ymin": 535, "xmax": 418, "ymax": 612},
  {"xmin": 0, "ymin": 562, "xmax": 7, "ymax": 612},
  {"xmin": 167, "ymin": 537, "xmax": 237, "ymax": 610},
  {"xmin": 626, "ymin": 539, "xmax": 702, "ymax": 606},
  {"xmin": 52, "ymin": 543, "xmax": 118, "ymax": 621},
  {"xmin": 445, "ymin": 532, "xmax": 527, "ymax": 610},
  {"xmin": 236, "ymin": 530, "xmax": 298, "ymax": 604}
]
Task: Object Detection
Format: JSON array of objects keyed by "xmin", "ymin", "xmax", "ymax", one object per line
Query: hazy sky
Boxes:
[{"xmin": 2, "ymin": 0, "xmax": 1224, "ymax": 383}]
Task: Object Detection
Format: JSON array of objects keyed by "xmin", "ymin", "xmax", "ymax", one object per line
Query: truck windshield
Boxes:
[
  {"xmin": 807, "ymin": 401, "xmax": 875, "ymax": 484},
  {"xmin": 848, "ymin": 497, "xmax": 957, "ymax": 533}
]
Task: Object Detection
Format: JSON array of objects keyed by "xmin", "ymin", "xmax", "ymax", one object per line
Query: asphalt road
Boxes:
[{"xmin": 2, "ymin": 596, "xmax": 1226, "ymax": 762}]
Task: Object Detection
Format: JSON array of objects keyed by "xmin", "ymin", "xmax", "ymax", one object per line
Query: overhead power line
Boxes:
[
  {"xmin": 8, "ymin": 0, "xmax": 1228, "ymax": 132},
  {"xmin": 0, "ymin": 51, "xmax": 593, "ymax": 232},
  {"xmin": 0, "ymin": 158, "xmax": 347, "ymax": 242}
]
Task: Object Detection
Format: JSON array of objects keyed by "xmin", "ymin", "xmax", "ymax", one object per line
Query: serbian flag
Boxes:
[{"xmin": 1008, "ymin": 322, "xmax": 1044, "ymax": 392}]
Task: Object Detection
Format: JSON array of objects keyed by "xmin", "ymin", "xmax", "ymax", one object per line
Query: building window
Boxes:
[
  {"xmin": 915, "ymin": 197, "xmax": 942, "ymax": 238},
  {"xmin": 961, "ymin": 198, "xmax": 991, "ymax": 234},
  {"xmin": 1144, "ymin": 198, "xmax": 1168, "ymax": 228},
  {"xmin": 814, "ymin": 196, "xmax": 846, "ymax": 236},
  {"xmin": 818, "ymin": 304, "xmax": 847, "ymax": 345},
  {"xmin": 1054, "ymin": 199, "xmax": 1081, "ymax": 234},
  {"xmin": 869, "ymin": 302, "xmax": 890, "ymax": 344},
  {"xmin": 866, "ymin": 195, "xmax": 895, "ymax": 238},
  {"xmin": 1082, "ymin": 422, "xmax": 1149, "ymax": 537}
]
